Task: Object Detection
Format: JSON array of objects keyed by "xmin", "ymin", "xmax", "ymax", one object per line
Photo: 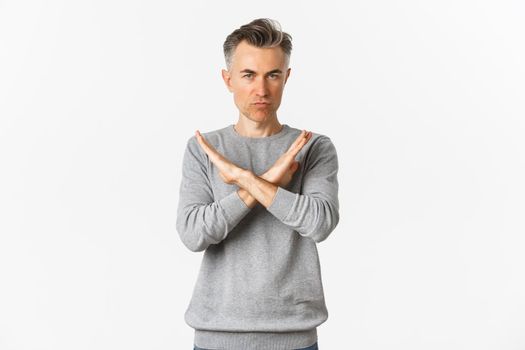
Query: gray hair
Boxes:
[{"xmin": 223, "ymin": 18, "xmax": 292, "ymax": 70}]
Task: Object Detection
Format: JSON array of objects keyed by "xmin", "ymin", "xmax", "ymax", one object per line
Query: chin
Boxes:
[
  {"xmin": 253, "ymin": 113, "xmax": 271, "ymax": 121},
  {"xmin": 244, "ymin": 110, "xmax": 268, "ymax": 121}
]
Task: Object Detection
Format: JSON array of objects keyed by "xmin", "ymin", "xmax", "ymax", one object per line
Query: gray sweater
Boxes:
[{"xmin": 176, "ymin": 123, "xmax": 339, "ymax": 350}]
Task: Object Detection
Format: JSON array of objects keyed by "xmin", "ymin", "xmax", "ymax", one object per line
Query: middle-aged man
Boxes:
[{"xmin": 176, "ymin": 18, "xmax": 339, "ymax": 350}]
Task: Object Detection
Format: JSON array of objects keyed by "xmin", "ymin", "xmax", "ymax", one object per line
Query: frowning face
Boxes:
[{"xmin": 222, "ymin": 40, "xmax": 291, "ymax": 123}]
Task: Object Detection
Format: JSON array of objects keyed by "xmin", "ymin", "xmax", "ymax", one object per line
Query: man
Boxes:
[{"xmin": 176, "ymin": 18, "xmax": 339, "ymax": 350}]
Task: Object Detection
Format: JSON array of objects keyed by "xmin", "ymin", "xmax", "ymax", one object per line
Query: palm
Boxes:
[
  {"xmin": 262, "ymin": 130, "xmax": 312, "ymax": 186},
  {"xmin": 194, "ymin": 130, "xmax": 243, "ymax": 184},
  {"xmin": 194, "ymin": 128, "xmax": 312, "ymax": 188}
]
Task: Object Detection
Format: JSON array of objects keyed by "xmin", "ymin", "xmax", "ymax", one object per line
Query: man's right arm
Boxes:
[
  {"xmin": 236, "ymin": 188, "xmax": 258, "ymax": 208},
  {"xmin": 176, "ymin": 136, "xmax": 253, "ymax": 252}
]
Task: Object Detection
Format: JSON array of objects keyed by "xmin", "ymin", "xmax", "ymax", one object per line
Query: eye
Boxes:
[
  {"xmin": 243, "ymin": 73, "xmax": 253, "ymax": 78},
  {"xmin": 269, "ymin": 73, "xmax": 279, "ymax": 79}
]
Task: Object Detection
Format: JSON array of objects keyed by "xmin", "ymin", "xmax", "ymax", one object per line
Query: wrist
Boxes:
[
  {"xmin": 236, "ymin": 168, "xmax": 254, "ymax": 188},
  {"xmin": 260, "ymin": 170, "xmax": 278, "ymax": 184},
  {"xmin": 237, "ymin": 188, "xmax": 258, "ymax": 208}
]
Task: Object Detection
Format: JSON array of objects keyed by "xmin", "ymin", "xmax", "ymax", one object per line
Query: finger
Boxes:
[
  {"xmin": 299, "ymin": 131, "xmax": 312, "ymax": 144},
  {"xmin": 300, "ymin": 131, "xmax": 313, "ymax": 147},
  {"xmin": 195, "ymin": 130, "xmax": 234, "ymax": 168},
  {"xmin": 290, "ymin": 131, "xmax": 311, "ymax": 156},
  {"xmin": 296, "ymin": 130, "xmax": 312, "ymax": 148},
  {"xmin": 195, "ymin": 132, "xmax": 224, "ymax": 167},
  {"xmin": 289, "ymin": 131, "xmax": 312, "ymax": 157},
  {"xmin": 195, "ymin": 130, "xmax": 210, "ymax": 149},
  {"xmin": 195, "ymin": 130, "xmax": 214, "ymax": 149},
  {"xmin": 287, "ymin": 130, "xmax": 307, "ymax": 152},
  {"xmin": 195, "ymin": 130, "xmax": 219, "ymax": 157},
  {"xmin": 287, "ymin": 131, "xmax": 307, "ymax": 155}
]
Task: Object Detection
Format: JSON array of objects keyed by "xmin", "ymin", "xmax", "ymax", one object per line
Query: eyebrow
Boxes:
[{"xmin": 239, "ymin": 69, "xmax": 283, "ymax": 75}]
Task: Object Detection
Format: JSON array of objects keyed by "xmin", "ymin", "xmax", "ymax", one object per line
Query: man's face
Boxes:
[{"xmin": 222, "ymin": 40, "xmax": 291, "ymax": 123}]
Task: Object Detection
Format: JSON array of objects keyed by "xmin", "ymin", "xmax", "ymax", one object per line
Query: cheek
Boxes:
[
  {"xmin": 234, "ymin": 91, "xmax": 250, "ymax": 103},
  {"xmin": 232, "ymin": 93, "xmax": 251, "ymax": 109}
]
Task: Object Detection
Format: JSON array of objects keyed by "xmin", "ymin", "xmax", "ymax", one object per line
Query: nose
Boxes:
[{"xmin": 254, "ymin": 77, "xmax": 269, "ymax": 97}]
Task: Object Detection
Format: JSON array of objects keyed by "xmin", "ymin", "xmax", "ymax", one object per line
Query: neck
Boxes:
[{"xmin": 234, "ymin": 115, "xmax": 283, "ymax": 138}]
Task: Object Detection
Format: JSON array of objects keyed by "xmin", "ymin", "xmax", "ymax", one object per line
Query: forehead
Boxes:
[{"xmin": 231, "ymin": 40, "xmax": 286, "ymax": 70}]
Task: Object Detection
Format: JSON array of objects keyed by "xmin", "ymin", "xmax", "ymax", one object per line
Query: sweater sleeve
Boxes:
[
  {"xmin": 266, "ymin": 135, "xmax": 340, "ymax": 243},
  {"xmin": 176, "ymin": 136, "xmax": 252, "ymax": 252}
]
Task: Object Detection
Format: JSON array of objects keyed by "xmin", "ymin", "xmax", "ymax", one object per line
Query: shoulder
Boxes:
[
  {"xmin": 287, "ymin": 125, "xmax": 336, "ymax": 151},
  {"xmin": 286, "ymin": 127, "xmax": 338, "ymax": 170},
  {"xmin": 184, "ymin": 125, "xmax": 229, "ymax": 150}
]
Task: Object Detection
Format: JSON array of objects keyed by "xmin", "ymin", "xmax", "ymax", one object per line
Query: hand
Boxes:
[
  {"xmin": 261, "ymin": 130, "xmax": 312, "ymax": 187},
  {"xmin": 194, "ymin": 130, "xmax": 244, "ymax": 185}
]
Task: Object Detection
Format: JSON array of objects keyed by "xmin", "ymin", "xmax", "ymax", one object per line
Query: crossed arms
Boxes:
[{"xmin": 176, "ymin": 129, "xmax": 339, "ymax": 252}]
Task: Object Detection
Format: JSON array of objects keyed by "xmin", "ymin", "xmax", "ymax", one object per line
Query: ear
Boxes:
[
  {"xmin": 221, "ymin": 69, "xmax": 233, "ymax": 93},
  {"xmin": 284, "ymin": 67, "xmax": 291, "ymax": 85}
]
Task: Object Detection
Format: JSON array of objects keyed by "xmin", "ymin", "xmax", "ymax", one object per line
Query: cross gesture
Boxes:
[{"xmin": 194, "ymin": 129, "xmax": 312, "ymax": 188}]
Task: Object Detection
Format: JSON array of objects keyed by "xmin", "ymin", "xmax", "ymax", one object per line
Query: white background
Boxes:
[{"xmin": 1, "ymin": 1, "xmax": 524, "ymax": 349}]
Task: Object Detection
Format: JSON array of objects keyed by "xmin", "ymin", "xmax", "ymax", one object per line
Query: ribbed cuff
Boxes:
[
  {"xmin": 266, "ymin": 186, "xmax": 298, "ymax": 222},
  {"xmin": 194, "ymin": 328, "xmax": 317, "ymax": 350},
  {"xmin": 219, "ymin": 190, "xmax": 252, "ymax": 225}
]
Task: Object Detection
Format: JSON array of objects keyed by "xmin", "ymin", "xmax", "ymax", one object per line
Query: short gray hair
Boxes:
[{"xmin": 223, "ymin": 18, "xmax": 292, "ymax": 70}]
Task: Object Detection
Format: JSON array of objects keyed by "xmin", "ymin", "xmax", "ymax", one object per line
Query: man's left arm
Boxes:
[{"xmin": 237, "ymin": 136, "xmax": 339, "ymax": 243}]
